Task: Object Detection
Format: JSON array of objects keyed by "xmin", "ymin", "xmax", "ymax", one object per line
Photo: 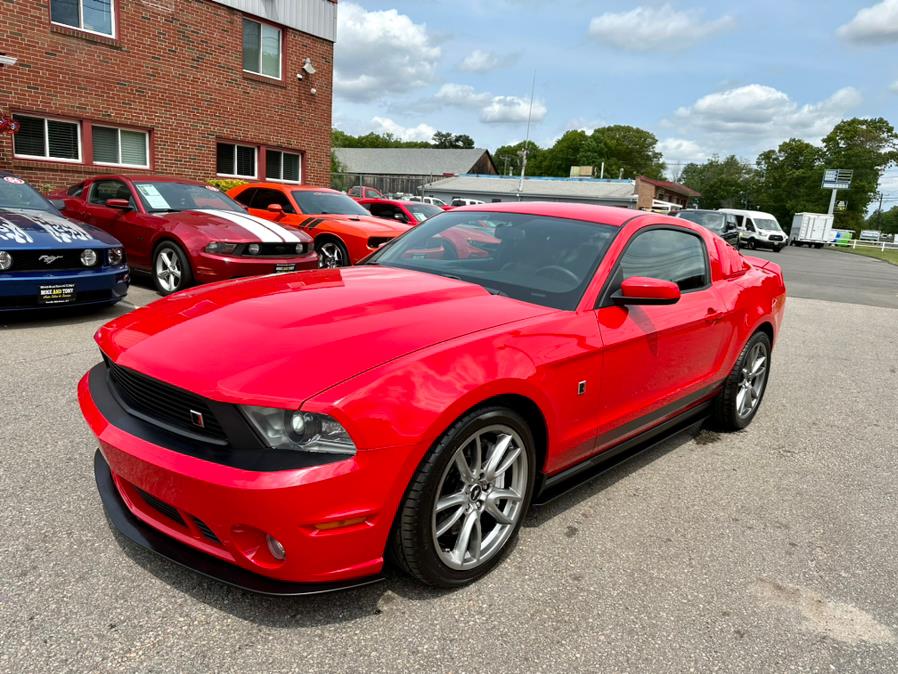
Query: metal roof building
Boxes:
[
  {"xmin": 333, "ymin": 148, "xmax": 497, "ymax": 177},
  {"xmin": 422, "ymin": 174, "xmax": 639, "ymax": 207}
]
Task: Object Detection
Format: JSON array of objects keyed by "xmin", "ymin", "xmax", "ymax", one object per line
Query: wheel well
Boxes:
[
  {"xmin": 314, "ymin": 233, "xmax": 346, "ymax": 249},
  {"xmin": 471, "ymin": 394, "xmax": 548, "ymax": 475},
  {"xmin": 755, "ymin": 321, "xmax": 774, "ymax": 345}
]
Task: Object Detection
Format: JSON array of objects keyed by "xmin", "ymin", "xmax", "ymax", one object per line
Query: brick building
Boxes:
[
  {"xmin": 635, "ymin": 176, "xmax": 701, "ymax": 210},
  {"xmin": 0, "ymin": 0, "xmax": 336, "ymax": 192}
]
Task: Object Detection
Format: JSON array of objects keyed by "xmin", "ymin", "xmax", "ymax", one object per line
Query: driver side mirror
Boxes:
[
  {"xmin": 612, "ymin": 277, "xmax": 681, "ymax": 306},
  {"xmin": 105, "ymin": 198, "xmax": 131, "ymax": 210},
  {"xmin": 725, "ymin": 221, "xmax": 737, "ymax": 232},
  {"xmin": 394, "ymin": 213, "xmax": 407, "ymax": 222},
  {"xmin": 267, "ymin": 203, "xmax": 284, "ymax": 215}
]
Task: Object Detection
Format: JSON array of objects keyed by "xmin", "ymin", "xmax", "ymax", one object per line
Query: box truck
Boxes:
[{"xmin": 790, "ymin": 213, "xmax": 834, "ymax": 248}]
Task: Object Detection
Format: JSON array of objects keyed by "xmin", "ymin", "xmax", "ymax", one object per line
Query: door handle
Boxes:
[{"xmin": 705, "ymin": 308, "xmax": 722, "ymax": 324}]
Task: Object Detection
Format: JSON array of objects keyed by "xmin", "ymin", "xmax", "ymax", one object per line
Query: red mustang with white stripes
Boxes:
[{"xmin": 54, "ymin": 176, "xmax": 317, "ymax": 295}]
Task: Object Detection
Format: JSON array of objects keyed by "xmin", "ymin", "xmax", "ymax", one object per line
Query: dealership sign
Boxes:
[{"xmin": 822, "ymin": 169, "xmax": 853, "ymax": 190}]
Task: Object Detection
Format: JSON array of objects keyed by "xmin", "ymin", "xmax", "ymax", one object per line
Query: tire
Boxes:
[
  {"xmin": 711, "ymin": 331, "xmax": 772, "ymax": 431},
  {"xmin": 316, "ymin": 238, "xmax": 350, "ymax": 268},
  {"xmin": 390, "ymin": 406, "xmax": 536, "ymax": 588},
  {"xmin": 747, "ymin": 238, "xmax": 757, "ymax": 250},
  {"xmin": 152, "ymin": 242, "xmax": 192, "ymax": 296}
]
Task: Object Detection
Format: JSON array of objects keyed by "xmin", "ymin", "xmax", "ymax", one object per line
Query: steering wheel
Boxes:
[{"xmin": 534, "ymin": 265, "xmax": 579, "ymax": 285}]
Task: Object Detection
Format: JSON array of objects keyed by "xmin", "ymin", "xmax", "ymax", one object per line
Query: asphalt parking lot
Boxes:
[{"xmin": 2, "ymin": 251, "xmax": 897, "ymax": 672}]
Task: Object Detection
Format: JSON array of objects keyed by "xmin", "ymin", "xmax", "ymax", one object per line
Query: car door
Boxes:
[
  {"xmin": 245, "ymin": 188, "xmax": 295, "ymax": 222},
  {"xmin": 594, "ymin": 226, "xmax": 730, "ymax": 449},
  {"xmin": 82, "ymin": 179, "xmax": 135, "ymax": 234}
]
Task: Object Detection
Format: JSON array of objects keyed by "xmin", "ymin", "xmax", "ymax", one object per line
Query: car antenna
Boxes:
[{"xmin": 517, "ymin": 71, "xmax": 537, "ymax": 201}]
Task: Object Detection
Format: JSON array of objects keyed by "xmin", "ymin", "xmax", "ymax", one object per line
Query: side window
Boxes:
[
  {"xmin": 254, "ymin": 188, "xmax": 294, "ymax": 213},
  {"xmin": 745, "ymin": 218, "xmax": 756, "ymax": 233},
  {"xmin": 67, "ymin": 183, "xmax": 84, "ymax": 198},
  {"xmin": 89, "ymin": 180, "xmax": 132, "ymax": 207},
  {"xmin": 725, "ymin": 215, "xmax": 738, "ymax": 229},
  {"xmin": 617, "ymin": 228, "xmax": 709, "ymax": 292},
  {"xmin": 232, "ymin": 187, "xmax": 258, "ymax": 208},
  {"xmin": 348, "ymin": 187, "xmax": 360, "ymax": 197}
]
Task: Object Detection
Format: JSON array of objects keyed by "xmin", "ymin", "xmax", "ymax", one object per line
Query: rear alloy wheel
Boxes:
[
  {"xmin": 391, "ymin": 407, "xmax": 535, "ymax": 587},
  {"xmin": 712, "ymin": 331, "xmax": 772, "ymax": 431},
  {"xmin": 316, "ymin": 239, "xmax": 350, "ymax": 268},
  {"xmin": 153, "ymin": 243, "xmax": 192, "ymax": 296}
]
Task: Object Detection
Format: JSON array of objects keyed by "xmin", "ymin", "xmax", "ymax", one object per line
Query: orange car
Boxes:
[{"xmin": 228, "ymin": 183, "xmax": 411, "ymax": 267}]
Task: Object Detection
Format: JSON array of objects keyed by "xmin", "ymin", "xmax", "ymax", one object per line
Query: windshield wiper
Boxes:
[{"xmin": 483, "ymin": 286, "xmax": 508, "ymax": 297}]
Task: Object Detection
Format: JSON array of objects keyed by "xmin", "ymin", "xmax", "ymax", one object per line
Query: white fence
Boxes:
[{"xmin": 837, "ymin": 239, "xmax": 898, "ymax": 251}]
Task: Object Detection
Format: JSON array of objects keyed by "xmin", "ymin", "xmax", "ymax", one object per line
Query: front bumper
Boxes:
[
  {"xmin": 193, "ymin": 251, "xmax": 319, "ymax": 283},
  {"xmin": 79, "ymin": 368, "xmax": 417, "ymax": 590},
  {"xmin": 0, "ymin": 266, "xmax": 129, "ymax": 310}
]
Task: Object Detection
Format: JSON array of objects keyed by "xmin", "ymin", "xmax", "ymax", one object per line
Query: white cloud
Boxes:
[
  {"xmin": 658, "ymin": 138, "xmax": 708, "ymax": 165},
  {"xmin": 335, "ymin": 3, "xmax": 441, "ymax": 102},
  {"xmin": 371, "ymin": 116, "xmax": 436, "ymax": 143},
  {"xmin": 480, "ymin": 96, "xmax": 548, "ymax": 124},
  {"xmin": 588, "ymin": 4, "xmax": 734, "ymax": 51},
  {"xmin": 674, "ymin": 84, "xmax": 862, "ymax": 147},
  {"xmin": 837, "ymin": 0, "xmax": 898, "ymax": 43},
  {"xmin": 459, "ymin": 49, "xmax": 515, "ymax": 72},
  {"xmin": 435, "ymin": 83, "xmax": 492, "ymax": 107},
  {"xmin": 890, "ymin": 80, "xmax": 898, "ymax": 93}
]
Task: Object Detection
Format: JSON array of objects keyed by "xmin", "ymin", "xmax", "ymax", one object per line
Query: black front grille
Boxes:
[
  {"xmin": 137, "ymin": 488, "xmax": 185, "ymax": 526},
  {"xmin": 768, "ymin": 235, "xmax": 784, "ymax": 242},
  {"xmin": 106, "ymin": 359, "xmax": 226, "ymax": 441},
  {"xmin": 6, "ymin": 249, "xmax": 99, "ymax": 272},
  {"xmin": 235, "ymin": 242, "xmax": 308, "ymax": 257}
]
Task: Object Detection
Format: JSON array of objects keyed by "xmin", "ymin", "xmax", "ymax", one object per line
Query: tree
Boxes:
[
  {"xmin": 589, "ymin": 125, "xmax": 666, "ymax": 180},
  {"xmin": 536, "ymin": 130, "xmax": 589, "ymax": 177},
  {"xmin": 822, "ymin": 118, "xmax": 898, "ymax": 231},
  {"xmin": 680, "ymin": 155, "xmax": 757, "ymax": 209},
  {"xmin": 867, "ymin": 206, "xmax": 898, "ymax": 234},
  {"xmin": 432, "ymin": 131, "xmax": 476, "ymax": 149},
  {"xmin": 493, "ymin": 141, "xmax": 543, "ymax": 176},
  {"xmin": 753, "ymin": 139, "xmax": 828, "ymax": 227}
]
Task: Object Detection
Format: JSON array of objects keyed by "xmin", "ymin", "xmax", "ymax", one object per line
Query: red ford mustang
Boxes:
[
  {"xmin": 55, "ymin": 176, "xmax": 317, "ymax": 295},
  {"xmin": 79, "ymin": 202, "xmax": 785, "ymax": 593}
]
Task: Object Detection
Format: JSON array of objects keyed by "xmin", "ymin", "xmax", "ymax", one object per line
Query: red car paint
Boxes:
[
  {"xmin": 79, "ymin": 202, "xmax": 786, "ymax": 586},
  {"xmin": 228, "ymin": 183, "xmax": 410, "ymax": 265},
  {"xmin": 54, "ymin": 176, "xmax": 317, "ymax": 285}
]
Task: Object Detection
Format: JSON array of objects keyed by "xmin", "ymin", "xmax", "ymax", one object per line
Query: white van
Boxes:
[
  {"xmin": 719, "ymin": 208, "xmax": 787, "ymax": 252},
  {"xmin": 450, "ymin": 198, "xmax": 485, "ymax": 207}
]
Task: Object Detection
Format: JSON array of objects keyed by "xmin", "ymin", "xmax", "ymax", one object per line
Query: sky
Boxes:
[{"xmin": 332, "ymin": 0, "xmax": 898, "ymax": 202}]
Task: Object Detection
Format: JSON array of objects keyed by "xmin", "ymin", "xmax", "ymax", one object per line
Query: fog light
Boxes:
[
  {"xmin": 295, "ymin": 243, "xmax": 304, "ymax": 254},
  {"xmin": 81, "ymin": 249, "xmax": 97, "ymax": 266},
  {"xmin": 266, "ymin": 534, "xmax": 286, "ymax": 561},
  {"xmin": 0, "ymin": 251, "xmax": 11, "ymax": 271},
  {"xmin": 248, "ymin": 243, "xmax": 260, "ymax": 255}
]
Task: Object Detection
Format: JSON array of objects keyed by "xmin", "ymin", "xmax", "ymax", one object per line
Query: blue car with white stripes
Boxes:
[
  {"xmin": 0, "ymin": 172, "xmax": 129, "ymax": 311},
  {"xmin": 54, "ymin": 175, "xmax": 318, "ymax": 296}
]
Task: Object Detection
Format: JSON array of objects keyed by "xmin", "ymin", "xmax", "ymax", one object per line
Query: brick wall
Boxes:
[{"xmin": 0, "ymin": 0, "xmax": 334, "ymax": 192}]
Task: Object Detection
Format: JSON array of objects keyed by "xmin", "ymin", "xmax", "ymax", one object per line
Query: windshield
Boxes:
[
  {"xmin": 292, "ymin": 191, "xmax": 370, "ymax": 216},
  {"xmin": 678, "ymin": 211, "xmax": 725, "ymax": 232},
  {"xmin": 408, "ymin": 204, "xmax": 443, "ymax": 222},
  {"xmin": 134, "ymin": 182, "xmax": 242, "ymax": 214},
  {"xmin": 367, "ymin": 211, "xmax": 617, "ymax": 310},
  {"xmin": 754, "ymin": 218, "xmax": 782, "ymax": 232},
  {"xmin": 0, "ymin": 176, "xmax": 56, "ymax": 213}
]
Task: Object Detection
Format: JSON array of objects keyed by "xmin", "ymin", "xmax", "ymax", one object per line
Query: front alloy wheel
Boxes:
[
  {"xmin": 153, "ymin": 243, "xmax": 192, "ymax": 296},
  {"xmin": 391, "ymin": 407, "xmax": 536, "ymax": 587},
  {"xmin": 317, "ymin": 240, "xmax": 349, "ymax": 268}
]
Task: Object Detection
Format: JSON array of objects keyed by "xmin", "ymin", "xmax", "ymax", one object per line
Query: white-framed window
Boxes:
[
  {"xmin": 265, "ymin": 150, "xmax": 301, "ymax": 183},
  {"xmin": 92, "ymin": 125, "xmax": 150, "ymax": 168},
  {"xmin": 12, "ymin": 114, "xmax": 82, "ymax": 163},
  {"xmin": 50, "ymin": 0, "xmax": 115, "ymax": 38},
  {"xmin": 242, "ymin": 18, "xmax": 282, "ymax": 79},
  {"xmin": 216, "ymin": 142, "xmax": 257, "ymax": 178}
]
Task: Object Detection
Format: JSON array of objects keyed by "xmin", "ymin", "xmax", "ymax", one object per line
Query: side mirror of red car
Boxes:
[
  {"xmin": 612, "ymin": 277, "xmax": 681, "ymax": 306},
  {"xmin": 267, "ymin": 203, "xmax": 284, "ymax": 214},
  {"xmin": 105, "ymin": 198, "xmax": 131, "ymax": 210}
]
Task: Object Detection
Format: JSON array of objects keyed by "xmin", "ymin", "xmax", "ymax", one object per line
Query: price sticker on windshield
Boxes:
[{"xmin": 3, "ymin": 176, "xmax": 25, "ymax": 185}]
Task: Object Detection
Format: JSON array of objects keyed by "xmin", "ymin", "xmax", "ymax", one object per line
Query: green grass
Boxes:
[{"xmin": 831, "ymin": 244, "xmax": 898, "ymax": 266}]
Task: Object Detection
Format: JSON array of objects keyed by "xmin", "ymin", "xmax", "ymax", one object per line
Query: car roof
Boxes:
[
  {"xmin": 240, "ymin": 182, "xmax": 340, "ymax": 194},
  {"xmin": 719, "ymin": 208, "xmax": 776, "ymax": 218},
  {"xmin": 451, "ymin": 201, "xmax": 643, "ymax": 228}
]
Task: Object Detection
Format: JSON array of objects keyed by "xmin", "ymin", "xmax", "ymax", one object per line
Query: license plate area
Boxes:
[
  {"xmin": 274, "ymin": 264, "xmax": 296, "ymax": 273},
  {"xmin": 39, "ymin": 283, "xmax": 76, "ymax": 305}
]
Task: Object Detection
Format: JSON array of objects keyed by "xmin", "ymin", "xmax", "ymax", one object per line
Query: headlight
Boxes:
[
  {"xmin": 107, "ymin": 247, "xmax": 124, "ymax": 266},
  {"xmin": 81, "ymin": 249, "xmax": 97, "ymax": 266},
  {"xmin": 0, "ymin": 251, "xmax": 11, "ymax": 271},
  {"xmin": 242, "ymin": 406, "xmax": 356, "ymax": 455},
  {"xmin": 247, "ymin": 243, "xmax": 260, "ymax": 255},
  {"xmin": 205, "ymin": 242, "xmax": 238, "ymax": 254}
]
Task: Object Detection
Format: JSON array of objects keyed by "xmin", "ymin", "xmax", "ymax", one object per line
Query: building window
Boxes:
[
  {"xmin": 266, "ymin": 150, "xmax": 301, "ymax": 183},
  {"xmin": 12, "ymin": 115, "xmax": 81, "ymax": 162},
  {"xmin": 51, "ymin": 0, "xmax": 115, "ymax": 37},
  {"xmin": 216, "ymin": 142, "xmax": 257, "ymax": 178},
  {"xmin": 92, "ymin": 126, "xmax": 149, "ymax": 168},
  {"xmin": 242, "ymin": 18, "xmax": 281, "ymax": 79}
]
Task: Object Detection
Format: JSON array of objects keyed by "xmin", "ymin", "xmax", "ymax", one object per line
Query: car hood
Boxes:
[
  {"xmin": 0, "ymin": 208, "xmax": 121, "ymax": 248},
  {"xmin": 308, "ymin": 213, "xmax": 411, "ymax": 236},
  {"xmin": 159, "ymin": 209, "xmax": 311, "ymax": 243},
  {"xmin": 95, "ymin": 266, "xmax": 552, "ymax": 407}
]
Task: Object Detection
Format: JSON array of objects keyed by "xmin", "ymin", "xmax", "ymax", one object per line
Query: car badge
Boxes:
[
  {"xmin": 38, "ymin": 254, "xmax": 64, "ymax": 264},
  {"xmin": 190, "ymin": 410, "xmax": 205, "ymax": 428}
]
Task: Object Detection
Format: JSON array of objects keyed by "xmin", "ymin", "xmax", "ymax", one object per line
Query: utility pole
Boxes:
[{"xmin": 877, "ymin": 192, "xmax": 884, "ymax": 233}]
